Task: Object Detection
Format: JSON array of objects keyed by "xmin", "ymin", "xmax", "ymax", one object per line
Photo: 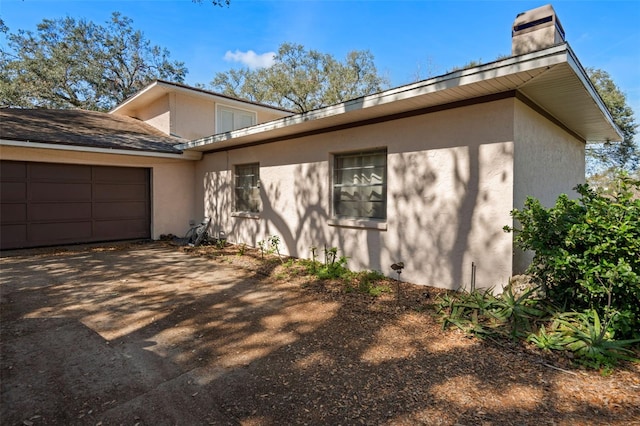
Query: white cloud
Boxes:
[{"xmin": 223, "ymin": 50, "xmax": 276, "ymax": 69}]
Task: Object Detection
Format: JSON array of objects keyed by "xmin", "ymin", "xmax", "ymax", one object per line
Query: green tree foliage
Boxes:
[
  {"xmin": 210, "ymin": 42, "xmax": 389, "ymax": 113},
  {"xmin": 586, "ymin": 67, "xmax": 639, "ymax": 174},
  {"xmin": 0, "ymin": 13, "xmax": 187, "ymax": 111},
  {"xmin": 505, "ymin": 175, "xmax": 640, "ymax": 339}
]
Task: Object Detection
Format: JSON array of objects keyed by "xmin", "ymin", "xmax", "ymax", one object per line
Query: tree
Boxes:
[
  {"xmin": 586, "ymin": 67, "xmax": 639, "ymax": 175},
  {"xmin": 0, "ymin": 13, "xmax": 187, "ymax": 111},
  {"xmin": 210, "ymin": 43, "xmax": 389, "ymax": 113}
]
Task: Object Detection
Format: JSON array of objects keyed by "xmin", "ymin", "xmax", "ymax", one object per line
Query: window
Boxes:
[
  {"xmin": 333, "ymin": 149, "xmax": 387, "ymax": 220},
  {"xmin": 217, "ymin": 106, "xmax": 257, "ymax": 133},
  {"xmin": 235, "ymin": 163, "xmax": 260, "ymax": 213}
]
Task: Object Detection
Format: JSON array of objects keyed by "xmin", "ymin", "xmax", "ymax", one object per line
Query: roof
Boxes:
[
  {"xmin": 0, "ymin": 108, "xmax": 186, "ymax": 154},
  {"xmin": 110, "ymin": 79, "xmax": 293, "ymax": 117},
  {"xmin": 177, "ymin": 43, "xmax": 623, "ymax": 153}
]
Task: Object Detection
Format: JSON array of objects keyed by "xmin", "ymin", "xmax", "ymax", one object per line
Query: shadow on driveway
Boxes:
[{"xmin": 1, "ymin": 242, "xmax": 638, "ymax": 425}]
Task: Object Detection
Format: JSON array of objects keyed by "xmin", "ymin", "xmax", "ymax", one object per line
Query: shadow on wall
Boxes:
[
  {"xmin": 201, "ymin": 109, "xmax": 514, "ymax": 290},
  {"xmin": 204, "ymin": 170, "xmax": 233, "ymax": 241},
  {"xmin": 204, "ymin": 140, "xmax": 513, "ymax": 290},
  {"xmin": 384, "ymin": 141, "xmax": 512, "ymax": 290}
]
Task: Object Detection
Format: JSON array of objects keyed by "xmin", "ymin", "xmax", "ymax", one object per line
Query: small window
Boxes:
[
  {"xmin": 235, "ymin": 163, "xmax": 260, "ymax": 213},
  {"xmin": 333, "ymin": 149, "xmax": 387, "ymax": 220},
  {"xmin": 217, "ymin": 106, "xmax": 257, "ymax": 133}
]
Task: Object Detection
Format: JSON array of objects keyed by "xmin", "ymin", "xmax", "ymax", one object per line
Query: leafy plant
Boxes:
[
  {"xmin": 269, "ymin": 235, "xmax": 284, "ymax": 263},
  {"xmin": 257, "ymin": 240, "xmax": 267, "ymax": 258},
  {"xmin": 309, "ymin": 246, "xmax": 318, "ymax": 273},
  {"xmin": 489, "ymin": 286, "xmax": 548, "ymax": 338},
  {"xmin": 324, "ymin": 246, "xmax": 338, "ymax": 266},
  {"xmin": 529, "ymin": 310, "xmax": 640, "ymax": 369},
  {"xmin": 354, "ymin": 270, "xmax": 390, "ymax": 296},
  {"xmin": 505, "ymin": 175, "xmax": 640, "ymax": 339},
  {"xmin": 316, "ymin": 255, "xmax": 350, "ymax": 280},
  {"xmin": 436, "ymin": 287, "xmax": 549, "ymax": 340}
]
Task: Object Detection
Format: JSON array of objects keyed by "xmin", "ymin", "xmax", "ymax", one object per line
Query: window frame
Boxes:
[
  {"xmin": 331, "ymin": 148, "xmax": 387, "ymax": 222},
  {"xmin": 215, "ymin": 104, "xmax": 257, "ymax": 134},
  {"xmin": 234, "ymin": 162, "xmax": 261, "ymax": 214}
]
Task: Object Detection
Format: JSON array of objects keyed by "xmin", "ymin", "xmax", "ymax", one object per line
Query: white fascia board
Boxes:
[
  {"xmin": 111, "ymin": 80, "xmax": 291, "ymax": 117},
  {"xmin": 178, "ymin": 45, "xmax": 571, "ymax": 152},
  {"xmin": 1, "ymin": 139, "xmax": 202, "ymax": 160}
]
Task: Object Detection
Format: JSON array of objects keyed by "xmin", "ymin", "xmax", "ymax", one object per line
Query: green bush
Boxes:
[{"xmin": 505, "ymin": 175, "xmax": 640, "ymax": 339}]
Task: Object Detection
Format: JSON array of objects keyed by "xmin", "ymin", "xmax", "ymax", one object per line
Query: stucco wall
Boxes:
[
  {"xmin": 133, "ymin": 92, "xmax": 291, "ymax": 141},
  {"xmin": 195, "ymin": 99, "xmax": 516, "ymax": 290},
  {"xmin": 512, "ymin": 99, "xmax": 586, "ymax": 273},
  {"xmin": 0, "ymin": 146, "xmax": 196, "ymax": 239},
  {"xmin": 173, "ymin": 93, "xmax": 216, "ymax": 140},
  {"xmin": 133, "ymin": 95, "xmax": 171, "ymax": 136}
]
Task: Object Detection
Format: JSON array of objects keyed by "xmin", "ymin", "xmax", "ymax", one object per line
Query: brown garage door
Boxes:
[{"xmin": 1, "ymin": 161, "xmax": 150, "ymax": 250}]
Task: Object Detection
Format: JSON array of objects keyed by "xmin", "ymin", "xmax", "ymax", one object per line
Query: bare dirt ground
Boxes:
[{"xmin": 1, "ymin": 241, "xmax": 639, "ymax": 426}]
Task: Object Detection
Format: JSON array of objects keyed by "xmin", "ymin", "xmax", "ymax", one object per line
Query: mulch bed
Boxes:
[{"xmin": 177, "ymin": 242, "xmax": 640, "ymax": 426}]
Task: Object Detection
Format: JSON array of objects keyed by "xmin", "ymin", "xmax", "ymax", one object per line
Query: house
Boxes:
[
  {"xmin": 0, "ymin": 5, "xmax": 621, "ymax": 291},
  {"xmin": 0, "ymin": 86, "xmax": 290, "ymax": 249}
]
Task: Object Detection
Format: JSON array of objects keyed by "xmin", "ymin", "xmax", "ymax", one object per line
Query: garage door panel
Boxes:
[
  {"xmin": 31, "ymin": 183, "xmax": 92, "ymax": 202},
  {"xmin": 93, "ymin": 166, "xmax": 147, "ymax": 182},
  {"xmin": 1, "ymin": 161, "xmax": 150, "ymax": 249},
  {"xmin": 93, "ymin": 219, "xmax": 148, "ymax": 239},
  {"xmin": 1, "ymin": 203, "xmax": 27, "ymax": 222},
  {"xmin": 30, "ymin": 221, "xmax": 93, "ymax": 241},
  {"xmin": 30, "ymin": 163, "xmax": 91, "ymax": 181},
  {"xmin": 29, "ymin": 203, "xmax": 92, "ymax": 221},
  {"xmin": 1, "ymin": 182, "xmax": 27, "ymax": 201},
  {"xmin": 94, "ymin": 183, "xmax": 147, "ymax": 201},
  {"xmin": 93, "ymin": 201, "xmax": 147, "ymax": 219},
  {"xmin": 0, "ymin": 161, "xmax": 27, "ymax": 179},
  {"xmin": 1, "ymin": 224, "xmax": 27, "ymax": 244}
]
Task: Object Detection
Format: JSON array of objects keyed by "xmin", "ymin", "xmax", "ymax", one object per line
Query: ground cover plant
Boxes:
[{"xmin": 438, "ymin": 174, "xmax": 640, "ymax": 371}]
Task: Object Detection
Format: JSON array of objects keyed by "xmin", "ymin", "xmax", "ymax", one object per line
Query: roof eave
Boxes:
[
  {"xmin": 110, "ymin": 80, "xmax": 293, "ymax": 117},
  {"xmin": 178, "ymin": 43, "xmax": 622, "ymax": 152},
  {"xmin": 1, "ymin": 139, "xmax": 202, "ymax": 160},
  {"xmin": 565, "ymin": 46, "xmax": 624, "ymax": 142}
]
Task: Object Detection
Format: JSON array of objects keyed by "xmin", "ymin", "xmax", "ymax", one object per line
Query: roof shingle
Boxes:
[{"xmin": 0, "ymin": 108, "xmax": 185, "ymax": 154}]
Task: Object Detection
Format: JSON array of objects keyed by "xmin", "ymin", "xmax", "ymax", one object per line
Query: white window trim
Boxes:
[{"xmin": 215, "ymin": 103, "xmax": 258, "ymax": 134}]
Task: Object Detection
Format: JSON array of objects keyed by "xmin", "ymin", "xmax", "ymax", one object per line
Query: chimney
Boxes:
[{"xmin": 512, "ymin": 4, "xmax": 565, "ymax": 55}]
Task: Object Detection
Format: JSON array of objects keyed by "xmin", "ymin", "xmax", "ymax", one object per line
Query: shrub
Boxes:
[{"xmin": 505, "ymin": 175, "xmax": 640, "ymax": 339}]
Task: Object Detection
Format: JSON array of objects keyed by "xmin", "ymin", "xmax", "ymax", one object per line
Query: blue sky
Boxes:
[{"xmin": 2, "ymin": 0, "xmax": 639, "ymax": 115}]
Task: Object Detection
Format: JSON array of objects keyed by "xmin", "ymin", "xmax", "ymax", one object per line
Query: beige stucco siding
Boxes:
[
  {"xmin": 512, "ymin": 98, "xmax": 586, "ymax": 273},
  {"xmin": 0, "ymin": 146, "xmax": 196, "ymax": 239},
  {"xmin": 173, "ymin": 93, "xmax": 216, "ymax": 140},
  {"xmin": 133, "ymin": 95, "xmax": 171, "ymax": 136},
  {"xmin": 196, "ymin": 99, "xmax": 516, "ymax": 290},
  {"xmin": 129, "ymin": 92, "xmax": 291, "ymax": 141}
]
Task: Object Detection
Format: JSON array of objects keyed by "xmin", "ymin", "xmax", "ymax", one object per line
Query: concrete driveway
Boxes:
[{"xmin": 0, "ymin": 242, "xmax": 334, "ymax": 425}]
